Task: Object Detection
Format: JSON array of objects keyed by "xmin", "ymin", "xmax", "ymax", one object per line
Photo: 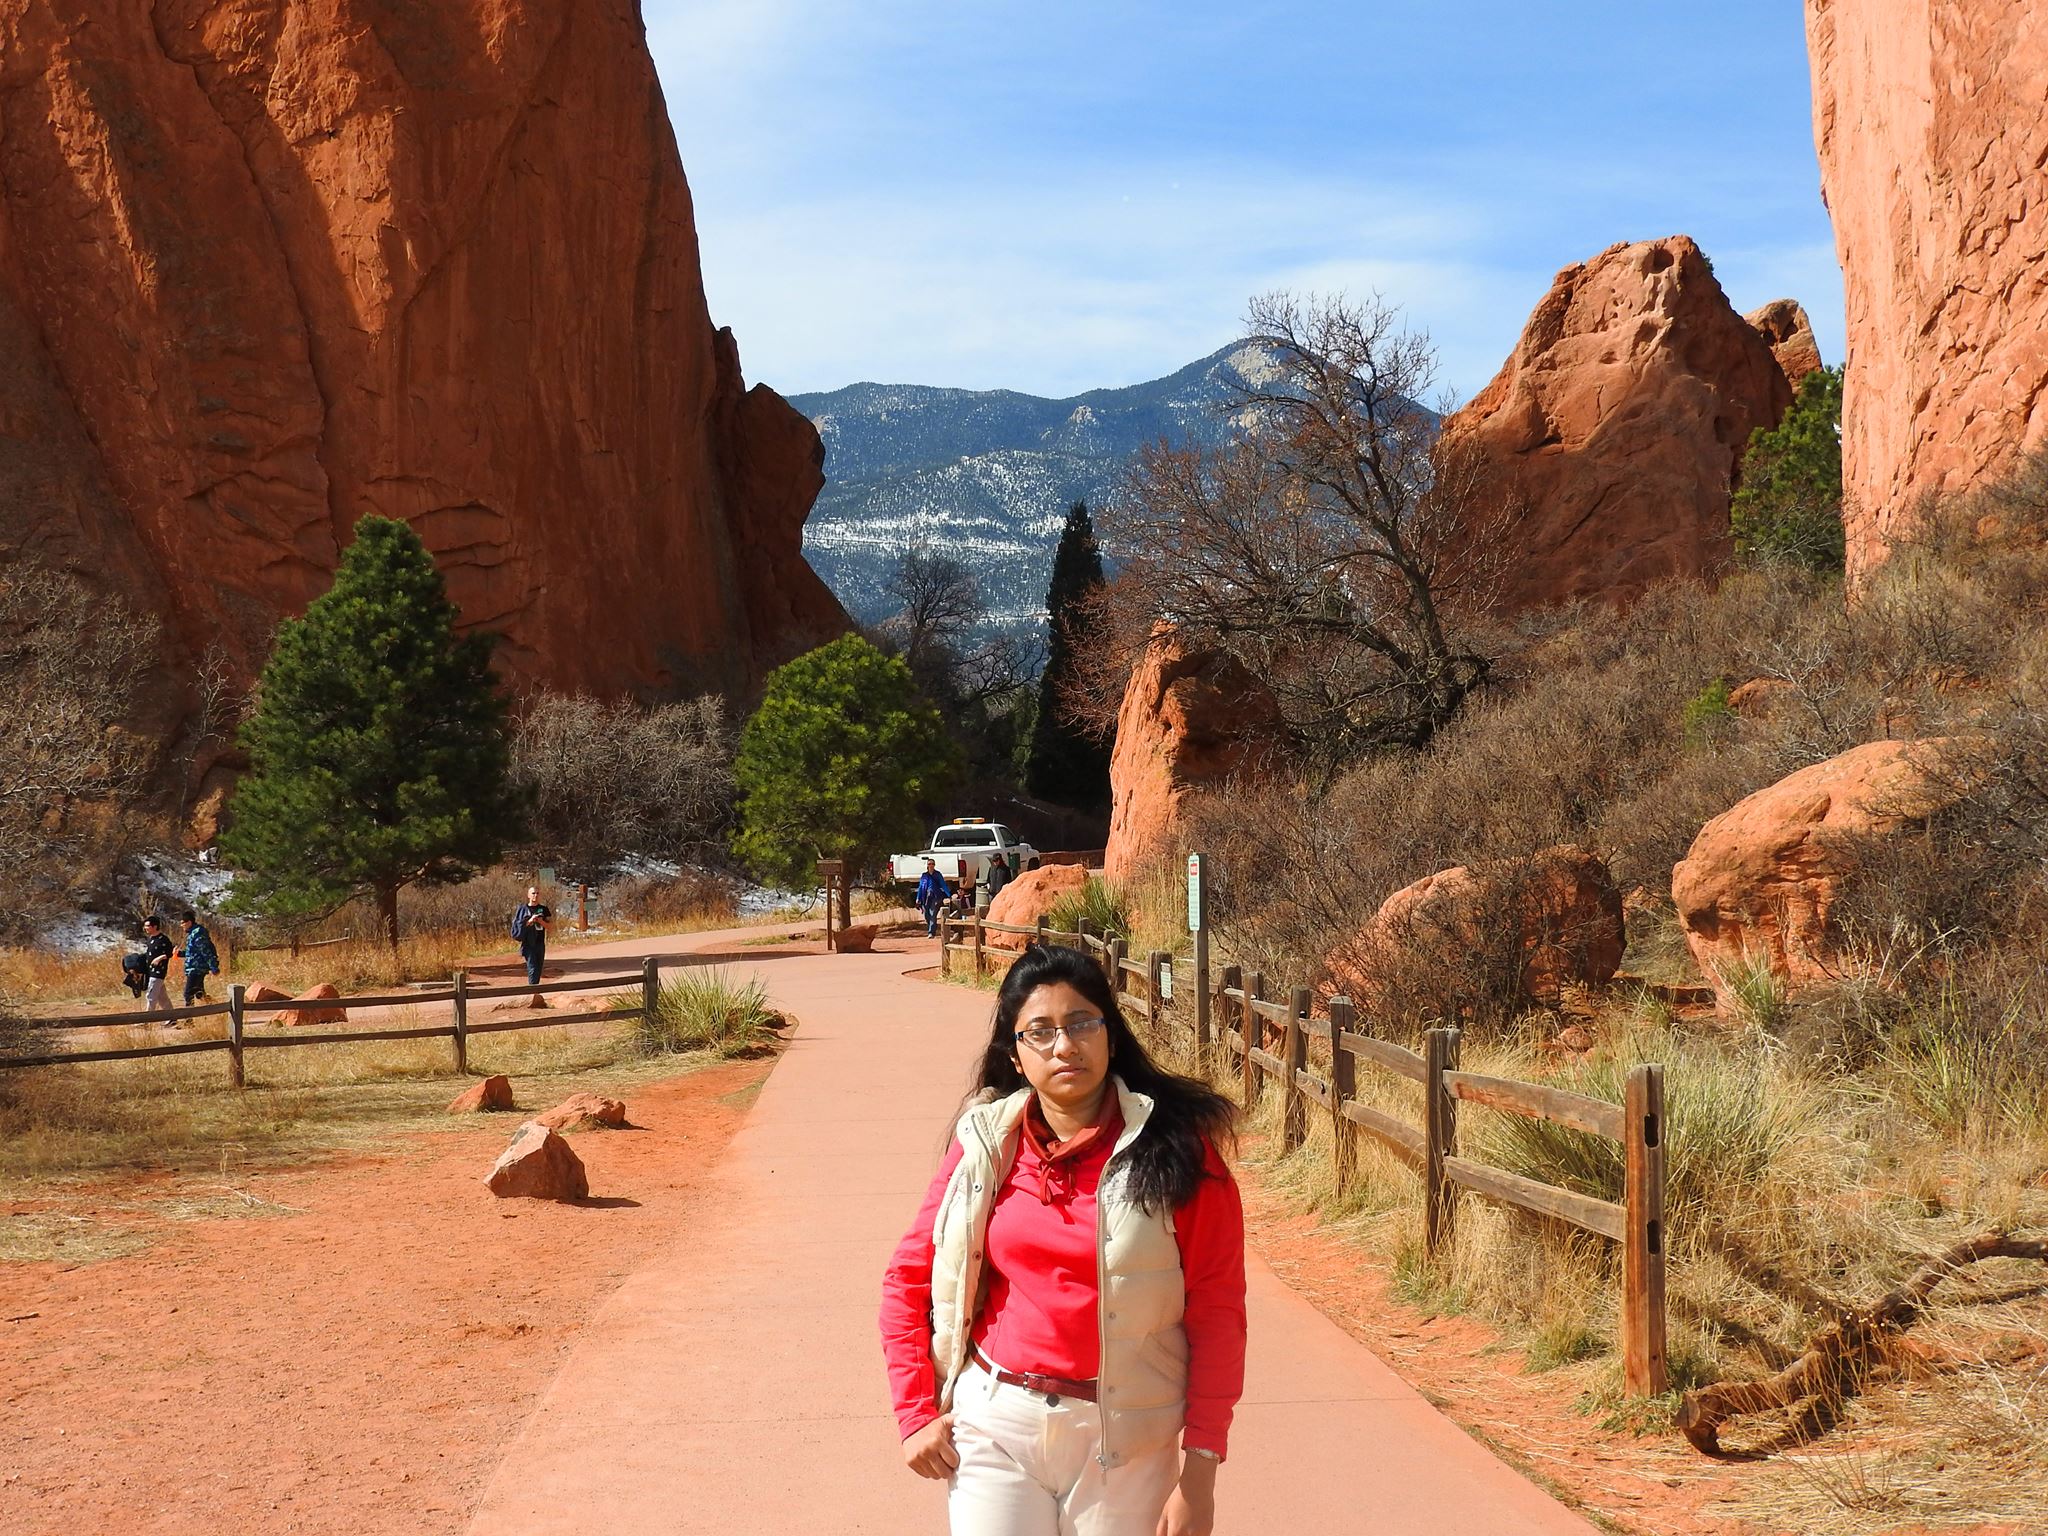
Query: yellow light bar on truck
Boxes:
[{"xmin": 950, "ymin": 817, "xmax": 986, "ymax": 824}]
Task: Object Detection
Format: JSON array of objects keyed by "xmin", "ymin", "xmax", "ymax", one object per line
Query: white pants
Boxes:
[
  {"xmin": 947, "ymin": 1360, "xmax": 1181, "ymax": 1536},
  {"xmin": 144, "ymin": 978, "xmax": 171, "ymax": 1014}
]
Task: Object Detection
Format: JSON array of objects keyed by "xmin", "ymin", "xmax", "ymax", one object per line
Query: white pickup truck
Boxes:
[{"xmin": 889, "ymin": 819, "xmax": 1041, "ymax": 885}]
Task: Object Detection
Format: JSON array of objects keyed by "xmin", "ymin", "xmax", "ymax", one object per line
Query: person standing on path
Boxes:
[
  {"xmin": 513, "ymin": 885, "xmax": 550, "ymax": 987},
  {"xmin": 178, "ymin": 910, "xmax": 221, "ymax": 1006},
  {"xmin": 981, "ymin": 853, "xmax": 1012, "ymax": 909},
  {"xmin": 880, "ymin": 943, "xmax": 1246, "ymax": 1536},
  {"xmin": 916, "ymin": 859, "xmax": 953, "ymax": 939},
  {"xmin": 139, "ymin": 915, "xmax": 175, "ymax": 1016}
]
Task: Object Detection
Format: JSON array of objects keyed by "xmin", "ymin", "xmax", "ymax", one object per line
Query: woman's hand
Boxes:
[
  {"xmin": 902, "ymin": 1414, "xmax": 959, "ymax": 1479},
  {"xmin": 1156, "ymin": 1454, "xmax": 1218, "ymax": 1536}
]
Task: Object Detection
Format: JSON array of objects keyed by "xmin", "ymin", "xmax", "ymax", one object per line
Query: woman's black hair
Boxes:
[{"xmin": 973, "ymin": 943, "xmax": 1237, "ymax": 1213}]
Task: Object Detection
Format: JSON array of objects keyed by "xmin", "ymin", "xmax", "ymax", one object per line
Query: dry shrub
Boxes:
[{"xmin": 604, "ymin": 869, "xmax": 738, "ymax": 930}]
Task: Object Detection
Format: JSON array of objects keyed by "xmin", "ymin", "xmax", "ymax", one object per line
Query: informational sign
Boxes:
[
  {"xmin": 538, "ymin": 867, "xmax": 556, "ymax": 885},
  {"xmin": 1187, "ymin": 852, "xmax": 1205, "ymax": 933},
  {"xmin": 815, "ymin": 858, "xmax": 846, "ymax": 880},
  {"xmin": 1158, "ymin": 957, "xmax": 1174, "ymax": 1002}
]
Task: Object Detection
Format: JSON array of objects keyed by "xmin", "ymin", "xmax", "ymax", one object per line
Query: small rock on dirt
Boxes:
[
  {"xmin": 535, "ymin": 1092, "xmax": 628, "ymax": 1132},
  {"xmin": 490, "ymin": 993, "xmax": 552, "ymax": 1014},
  {"xmin": 835, "ymin": 924, "xmax": 878, "ymax": 953},
  {"xmin": 448, "ymin": 1075, "xmax": 515, "ymax": 1114},
  {"xmin": 484, "ymin": 1122, "xmax": 588, "ymax": 1201}
]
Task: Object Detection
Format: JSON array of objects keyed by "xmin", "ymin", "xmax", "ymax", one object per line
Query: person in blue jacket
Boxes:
[
  {"xmin": 915, "ymin": 859, "xmax": 952, "ymax": 938},
  {"xmin": 179, "ymin": 910, "xmax": 221, "ymax": 1006}
]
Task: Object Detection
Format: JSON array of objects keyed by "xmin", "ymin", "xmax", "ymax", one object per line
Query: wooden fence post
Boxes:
[
  {"xmin": 1424, "ymin": 1026, "xmax": 1462, "ymax": 1259},
  {"xmin": 1281, "ymin": 986, "xmax": 1309, "ymax": 1153},
  {"xmin": 940, "ymin": 910, "xmax": 952, "ymax": 978},
  {"xmin": 972, "ymin": 911, "xmax": 986, "ymax": 978},
  {"xmin": 1037, "ymin": 915, "xmax": 1049, "ymax": 950},
  {"xmin": 1147, "ymin": 950, "xmax": 1168, "ymax": 1032},
  {"xmin": 1327, "ymin": 997, "xmax": 1357, "ymax": 1197},
  {"xmin": 641, "ymin": 957, "xmax": 660, "ymax": 1030},
  {"xmin": 1623, "ymin": 1063, "xmax": 1669, "ymax": 1396},
  {"xmin": 451, "ymin": 971, "xmax": 469, "ymax": 1075},
  {"xmin": 227, "ymin": 983, "xmax": 246, "ymax": 1089},
  {"xmin": 1244, "ymin": 972, "xmax": 1265, "ymax": 1108},
  {"xmin": 1218, "ymin": 963, "xmax": 1241, "ymax": 1084}
]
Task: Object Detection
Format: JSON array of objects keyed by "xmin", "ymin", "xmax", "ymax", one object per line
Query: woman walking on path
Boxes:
[{"xmin": 880, "ymin": 944, "xmax": 1245, "ymax": 1535}]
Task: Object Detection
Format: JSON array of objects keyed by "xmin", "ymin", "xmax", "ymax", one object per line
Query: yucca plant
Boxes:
[{"xmin": 632, "ymin": 967, "xmax": 779, "ymax": 1058}]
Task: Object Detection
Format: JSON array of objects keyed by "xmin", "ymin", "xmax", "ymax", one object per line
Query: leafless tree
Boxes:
[
  {"xmin": 1086, "ymin": 292, "xmax": 1509, "ymax": 784},
  {"xmin": 509, "ymin": 692, "xmax": 735, "ymax": 885},
  {"xmin": 0, "ymin": 562, "xmax": 159, "ymax": 931},
  {"xmin": 883, "ymin": 547, "xmax": 984, "ymax": 681}
]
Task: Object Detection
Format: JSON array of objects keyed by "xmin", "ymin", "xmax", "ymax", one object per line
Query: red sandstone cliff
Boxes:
[
  {"xmin": 1103, "ymin": 631, "xmax": 1279, "ymax": 884},
  {"xmin": 0, "ymin": 0, "xmax": 842, "ymax": 728},
  {"xmin": 1437, "ymin": 236, "xmax": 1793, "ymax": 612},
  {"xmin": 1806, "ymin": 0, "xmax": 2048, "ymax": 581}
]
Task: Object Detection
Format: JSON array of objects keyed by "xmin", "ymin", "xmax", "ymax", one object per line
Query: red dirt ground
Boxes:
[{"xmin": 0, "ymin": 1058, "xmax": 769, "ymax": 1536}]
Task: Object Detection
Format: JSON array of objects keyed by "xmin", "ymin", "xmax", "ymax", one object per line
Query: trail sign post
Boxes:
[
  {"xmin": 1188, "ymin": 852, "xmax": 1211, "ymax": 1058},
  {"xmin": 816, "ymin": 859, "xmax": 846, "ymax": 952}
]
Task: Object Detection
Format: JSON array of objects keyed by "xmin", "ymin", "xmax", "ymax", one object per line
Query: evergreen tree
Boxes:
[
  {"xmin": 1024, "ymin": 501, "xmax": 1112, "ymax": 808},
  {"xmin": 1732, "ymin": 364, "xmax": 1845, "ymax": 574},
  {"xmin": 733, "ymin": 633, "xmax": 960, "ymax": 891},
  {"xmin": 220, "ymin": 516, "xmax": 517, "ymax": 949}
]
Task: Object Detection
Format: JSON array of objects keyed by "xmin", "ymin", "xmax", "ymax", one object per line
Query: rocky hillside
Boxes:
[
  {"xmin": 0, "ymin": 0, "xmax": 844, "ymax": 787},
  {"xmin": 792, "ymin": 343, "xmax": 1314, "ymax": 626}
]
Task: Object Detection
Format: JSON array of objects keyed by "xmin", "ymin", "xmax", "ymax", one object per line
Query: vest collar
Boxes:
[{"xmin": 957, "ymin": 1074, "xmax": 1155, "ymax": 1159}]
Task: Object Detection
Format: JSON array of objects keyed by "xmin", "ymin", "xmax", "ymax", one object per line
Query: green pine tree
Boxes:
[
  {"xmin": 1732, "ymin": 364, "xmax": 1845, "ymax": 574},
  {"xmin": 219, "ymin": 516, "xmax": 518, "ymax": 949},
  {"xmin": 733, "ymin": 634, "xmax": 960, "ymax": 889},
  {"xmin": 1024, "ymin": 501, "xmax": 1112, "ymax": 808}
]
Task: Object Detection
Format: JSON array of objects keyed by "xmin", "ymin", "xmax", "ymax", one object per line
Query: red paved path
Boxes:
[{"xmin": 465, "ymin": 946, "xmax": 1598, "ymax": 1534}]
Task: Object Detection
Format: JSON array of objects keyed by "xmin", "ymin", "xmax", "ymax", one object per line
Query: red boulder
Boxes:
[
  {"xmin": 448, "ymin": 1075, "xmax": 516, "ymax": 1115},
  {"xmin": 535, "ymin": 1094, "xmax": 630, "ymax": 1133},
  {"xmin": 484, "ymin": 1123, "xmax": 589, "ymax": 1202}
]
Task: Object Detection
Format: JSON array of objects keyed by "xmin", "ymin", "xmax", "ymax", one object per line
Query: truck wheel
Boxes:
[{"xmin": 1026, "ymin": 857, "xmax": 1041, "ymax": 871}]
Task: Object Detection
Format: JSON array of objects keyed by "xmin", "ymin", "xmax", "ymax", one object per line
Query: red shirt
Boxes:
[{"xmin": 878, "ymin": 1098, "xmax": 1246, "ymax": 1457}]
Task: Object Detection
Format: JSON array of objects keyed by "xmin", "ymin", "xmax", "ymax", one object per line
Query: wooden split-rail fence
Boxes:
[
  {"xmin": 2, "ymin": 960, "xmax": 667, "ymax": 1089},
  {"xmin": 942, "ymin": 908, "xmax": 1669, "ymax": 1396}
]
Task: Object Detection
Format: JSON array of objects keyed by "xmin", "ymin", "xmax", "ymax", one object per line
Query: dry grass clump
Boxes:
[
  {"xmin": 634, "ymin": 968, "xmax": 782, "ymax": 1058},
  {"xmin": 0, "ymin": 1018, "xmax": 660, "ymax": 1186},
  {"xmin": 7, "ymin": 867, "xmax": 742, "ymax": 1012}
]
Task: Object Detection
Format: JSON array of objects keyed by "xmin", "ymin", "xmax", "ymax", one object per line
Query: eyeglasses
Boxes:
[{"xmin": 1013, "ymin": 1016, "xmax": 1107, "ymax": 1053}]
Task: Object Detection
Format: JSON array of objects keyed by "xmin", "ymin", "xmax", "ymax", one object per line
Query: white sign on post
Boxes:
[{"xmin": 1186, "ymin": 852, "xmax": 1204, "ymax": 933}]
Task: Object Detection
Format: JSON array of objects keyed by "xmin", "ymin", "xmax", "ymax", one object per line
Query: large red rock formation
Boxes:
[
  {"xmin": 985, "ymin": 865, "xmax": 1090, "ymax": 952},
  {"xmin": 1329, "ymin": 845, "xmax": 1625, "ymax": 1018},
  {"xmin": 1438, "ymin": 236, "xmax": 1793, "ymax": 612},
  {"xmin": 0, "ymin": 0, "xmax": 842, "ymax": 729},
  {"xmin": 1104, "ymin": 632, "xmax": 1280, "ymax": 883},
  {"xmin": 1806, "ymin": 1, "xmax": 2048, "ymax": 582},
  {"xmin": 1671, "ymin": 738, "xmax": 1966, "ymax": 1004},
  {"xmin": 1745, "ymin": 300, "xmax": 1824, "ymax": 389}
]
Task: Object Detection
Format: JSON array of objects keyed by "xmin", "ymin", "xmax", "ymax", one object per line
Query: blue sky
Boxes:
[{"xmin": 644, "ymin": 1, "xmax": 1841, "ymax": 405}]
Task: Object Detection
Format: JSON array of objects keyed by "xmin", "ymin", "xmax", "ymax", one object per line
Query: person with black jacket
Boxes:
[
  {"xmin": 139, "ymin": 915, "xmax": 174, "ymax": 1015},
  {"xmin": 512, "ymin": 885, "xmax": 550, "ymax": 987}
]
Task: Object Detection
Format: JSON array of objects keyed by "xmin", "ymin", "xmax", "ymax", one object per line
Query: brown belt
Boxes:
[{"xmin": 973, "ymin": 1348, "xmax": 1098, "ymax": 1404}]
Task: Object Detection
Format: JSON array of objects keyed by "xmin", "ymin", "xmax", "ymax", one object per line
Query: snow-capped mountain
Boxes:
[{"xmin": 792, "ymin": 342, "xmax": 1286, "ymax": 628}]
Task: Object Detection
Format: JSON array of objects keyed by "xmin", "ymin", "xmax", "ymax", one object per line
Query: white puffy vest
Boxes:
[{"xmin": 927, "ymin": 1077, "xmax": 1188, "ymax": 1467}]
